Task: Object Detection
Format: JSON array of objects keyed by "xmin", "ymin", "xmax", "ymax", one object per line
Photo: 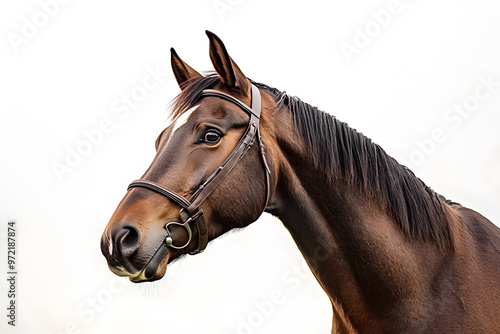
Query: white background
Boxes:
[{"xmin": 1, "ymin": 0, "xmax": 499, "ymax": 333}]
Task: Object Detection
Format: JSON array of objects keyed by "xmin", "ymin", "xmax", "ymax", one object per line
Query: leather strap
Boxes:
[
  {"xmin": 200, "ymin": 86, "xmax": 261, "ymax": 119},
  {"xmin": 191, "ymin": 214, "xmax": 208, "ymax": 254},
  {"xmin": 128, "ymin": 179, "xmax": 190, "ymax": 209}
]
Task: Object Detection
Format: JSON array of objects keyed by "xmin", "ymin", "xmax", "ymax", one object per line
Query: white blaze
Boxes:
[
  {"xmin": 171, "ymin": 105, "xmax": 199, "ymax": 133},
  {"xmin": 164, "ymin": 105, "xmax": 199, "ymax": 144}
]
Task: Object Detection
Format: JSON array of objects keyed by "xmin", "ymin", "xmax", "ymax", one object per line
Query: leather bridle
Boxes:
[{"xmin": 127, "ymin": 84, "xmax": 271, "ymax": 254}]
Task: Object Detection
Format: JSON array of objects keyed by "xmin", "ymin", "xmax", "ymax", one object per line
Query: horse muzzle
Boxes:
[{"xmin": 100, "ymin": 222, "xmax": 172, "ymax": 282}]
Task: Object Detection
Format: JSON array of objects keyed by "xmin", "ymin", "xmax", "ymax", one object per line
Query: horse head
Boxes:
[{"xmin": 101, "ymin": 31, "xmax": 275, "ymax": 282}]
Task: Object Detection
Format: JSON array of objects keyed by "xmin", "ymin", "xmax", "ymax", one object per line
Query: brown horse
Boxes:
[{"xmin": 101, "ymin": 31, "xmax": 500, "ymax": 333}]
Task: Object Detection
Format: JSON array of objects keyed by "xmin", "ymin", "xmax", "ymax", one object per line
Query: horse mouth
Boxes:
[{"xmin": 128, "ymin": 241, "xmax": 170, "ymax": 283}]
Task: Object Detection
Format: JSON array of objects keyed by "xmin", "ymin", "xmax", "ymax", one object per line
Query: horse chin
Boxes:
[{"xmin": 129, "ymin": 263, "xmax": 167, "ymax": 283}]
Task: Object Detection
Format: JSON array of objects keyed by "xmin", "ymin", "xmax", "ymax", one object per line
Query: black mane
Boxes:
[{"xmin": 172, "ymin": 74, "xmax": 454, "ymax": 248}]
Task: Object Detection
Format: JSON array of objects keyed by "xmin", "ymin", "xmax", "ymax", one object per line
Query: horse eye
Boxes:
[{"xmin": 203, "ymin": 131, "xmax": 221, "ymax": 144}]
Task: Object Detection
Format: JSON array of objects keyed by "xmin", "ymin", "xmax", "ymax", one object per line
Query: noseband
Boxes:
[{"xmin": 127, "ymin": 84, "xmax": 271, "ymax": 254}]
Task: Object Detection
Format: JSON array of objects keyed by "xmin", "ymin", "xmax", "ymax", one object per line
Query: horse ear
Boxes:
[
  {"xmin": 206, "ymin": 30, "xmax": 250, "ymax": 93},
  {"xmin": 170, "ymin": 47, "xmax": 202, "ymax": 90}
]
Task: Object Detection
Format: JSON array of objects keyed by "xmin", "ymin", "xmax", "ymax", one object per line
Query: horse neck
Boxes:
[{"xmin": 265, "ymin": 101, "xmax": 454, "ymax": 330}]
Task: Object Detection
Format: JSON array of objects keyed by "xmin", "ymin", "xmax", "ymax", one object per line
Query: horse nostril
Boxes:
[{"xmin": 113, "ymin": 225, "xmax": 141, "ymax": 257}]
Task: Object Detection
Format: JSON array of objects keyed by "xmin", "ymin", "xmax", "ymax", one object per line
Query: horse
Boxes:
[{"xmin": 101, "ymin": 31, "xmax": 500, "ymax": 333}]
